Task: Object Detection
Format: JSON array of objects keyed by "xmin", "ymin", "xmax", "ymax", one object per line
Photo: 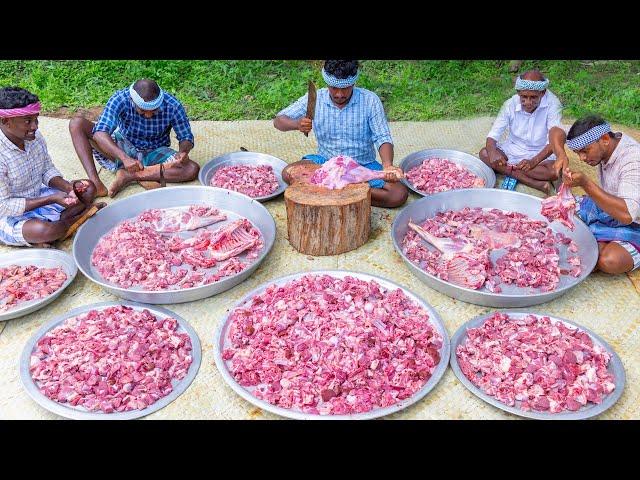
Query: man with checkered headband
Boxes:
[{"xmin": 549, "ymin": 116, "xmax": 640, "ymax": 274}]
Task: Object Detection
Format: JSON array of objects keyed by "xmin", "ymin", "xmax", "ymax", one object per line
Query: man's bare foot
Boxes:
[
  {"xmin": 91, "ymin": 179, "xmax": 109, "ymax": 198},
  {"xmin": 108, "ymin": 169, "xmax": 133, "ymax": 198}
]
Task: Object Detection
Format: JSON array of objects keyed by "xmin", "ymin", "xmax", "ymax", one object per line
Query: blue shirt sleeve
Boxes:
[
  {"xmin": 93, "ymin": 93, "xmax": 124, "ymax": 135},
  {"xmin": 171, "ymin": 101, "xmax": 195, "ymax": 145},
  {"xmin": 277, "ymin": 94, "xmax": 308, "ymax": 119},
  {"xmin": 368, "ymin": 94, "xmax": 393, "ymax": 151}
]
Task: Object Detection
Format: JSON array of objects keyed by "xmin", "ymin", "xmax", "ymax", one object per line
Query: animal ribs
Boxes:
[{"xmin": 137, "ymin": 205, "xmax": 227, "ymax": 233}]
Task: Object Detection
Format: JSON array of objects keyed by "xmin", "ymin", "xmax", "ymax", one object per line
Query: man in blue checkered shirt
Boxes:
[
  {"xmin": 70, "ymin": 79, "xmax": 199, "ymax": 198},
  {"xmin": 274, "ymin": 60, "xmax": 408, "ymax": 208}
]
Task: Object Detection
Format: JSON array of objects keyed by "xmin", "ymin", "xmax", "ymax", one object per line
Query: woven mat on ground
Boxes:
[{"xmin": 1, "ymin": 117, "xmax": 638, "ymax": 420}]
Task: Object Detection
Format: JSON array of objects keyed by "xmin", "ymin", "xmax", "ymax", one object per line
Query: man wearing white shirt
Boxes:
[{"xmin": 479, "ymin": 70, "xmax": 563, "ymax": 194}]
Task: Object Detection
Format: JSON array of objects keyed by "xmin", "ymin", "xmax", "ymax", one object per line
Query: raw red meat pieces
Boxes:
[
  {"xmin": 310, "ymin": 155, "xmax": 387, "ymax": 189},
  {"xmin": 456, "ymin": 312, "xmax": 616, "ymax": 413},
  {"xmin": 402, "ymin": 207, "xmax": 582, "ymax": 292},
  {"xmin": 30, "ymin": 305, "xmax": 193, "ymax": 413},
  {"xmin": 210, "ymin": 164, "xmax": 279, "ymax": 198},
  {"xmin": 91, "ymin": 205, "xmax": 263, "ymax": 291},
  {"xmin": 222, "ymin": 274, "xmax": 443, "ymax": 415},
  {"xmin": 137, "ymin": 205, "xmax": 227, "ymax": 233},
  {"xmin": 405, "ymin": 158, "xmax": 485, "ymax": 194},
  {"xmin": 540, "ymin": 183, "xmax": 577, "ymax": 230},
  {"xmin": 0, "ymin": 265, "xmax": 67, "ymax": 313}
]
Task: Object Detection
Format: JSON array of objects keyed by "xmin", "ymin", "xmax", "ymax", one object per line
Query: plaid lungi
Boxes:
[
  {"xmin": 0, "ymin": 186, "xmax": 65, "ymax": 247},
  {"xmin": 93, "ymin": 130, "xmax": 177, "ymax": 172}
]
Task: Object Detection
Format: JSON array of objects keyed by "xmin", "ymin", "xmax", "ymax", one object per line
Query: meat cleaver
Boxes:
[{"xmin": 304, "ymin": 80, "xmax": 316, "ymax": 137}]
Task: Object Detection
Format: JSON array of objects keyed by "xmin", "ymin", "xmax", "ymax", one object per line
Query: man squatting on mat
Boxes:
[
  {"xmin": 550, "ymin": 116, "xmax": 640, "ymax": 274},
  {"xmin": 480, "ymin": 69, "xmax": 563, "ymax": 194},
  {"xmin": 69, "ymin": 79, "xmax": 199, "ymax": 198},
  {"xmin": 274, "ymin": 60, "xmax": 408, "ymax": 208},
  {"xmin": 0, "ymin": 87, "xmax": 100, "ymax": 248}
]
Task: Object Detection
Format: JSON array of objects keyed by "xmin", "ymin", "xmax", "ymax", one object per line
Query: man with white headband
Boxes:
[
  {"xmin": 0, "ymin": 87, "xmax": 100, "ymax": 247},
  {"xmin": 273, "ymin": 60, "xmax": 408, "ymax": 208},
  {"xmin": 69, "ymin": 79, "xmax": 199, "ymax": 198},
  {"xmin": 549, "ymin": 116, "xmax": 640, "ymax": 274},
  {"xmin": 479, "ymin": 69, "xmax": 563, "ymax": 194}
]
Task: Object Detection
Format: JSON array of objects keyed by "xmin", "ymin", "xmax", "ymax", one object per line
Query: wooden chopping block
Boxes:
[
  {"xmin": 285, "ymin": 181, "xmax": 371, "ymax": 256},
  {"xmin": 62, "ymin": 205, "xmax": 99, "ymax": 241}
]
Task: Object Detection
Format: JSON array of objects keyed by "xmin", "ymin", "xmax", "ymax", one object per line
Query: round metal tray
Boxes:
[
  {"xmin": 399, "ymin": 148, "xmax": 496, "ymax": 196},
  {"xmin": 199, "ymin": 150, "xmax": 288, "ymax": 202},
  {"xmin": 0, "ymin": 249, "xmax": 77, "ymax": 322},
  {"xmin": 20, "ymin": 301, "xmax": 202, "ymax": 420},
  {"xmin": 73, "ymin": 186, "xmax": 276, "ymax": 304},
  {"xmin": 391, "ymin": 188, "xmax": 599, "ymax": 307},
  {"xmin": 449, "ymin": 311, "xmax": 625, "ymax": 420},
  {"xmin": 214, "ymin": 270, "xmax": 450, "ymax": 420}
]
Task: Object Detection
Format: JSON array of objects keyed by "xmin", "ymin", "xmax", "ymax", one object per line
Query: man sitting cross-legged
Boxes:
[
  {"xmin": 550, "ymin": 116, "xmax": 640, "ymax": 274},
  {"xmin": 479, "ymin": 69, "xmax": 563, "ymax": 194},
  {"xmin": 69, "ymin": 78, "xmax": 199, "ymax": 198},
  {"xmin": 0, "ymin": 87, "xmax": 101, "ymax": 247}
]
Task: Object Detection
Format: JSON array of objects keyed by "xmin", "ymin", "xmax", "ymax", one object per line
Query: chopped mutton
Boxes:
[
  {"xmin": 210, "ymin": 164, "xmax": 280, "ymax": 198},
  {"xmin": 403, "ymin": 207, "xmax": 582, "ymax": 293},
  {"xmin": 456, "ymin": 312, "xmax": 616, "ymax": 413},
  {"xmin": 405, "ymin": 158, "xmax": 485, "ymax": 194},
  {"xmin": 222, "ymin": 274, "xmax": 444, "ymax": 415},
  {"xmin": 91, "ymin": 205, "xmax": 264, "ymax": 291},
  {"xmin": 29, "ymin": 305, "xmax": 193, "ymax": 413},
  {"xmin": 0, "ymin": 265, "xmax": 67, "ymax": 313}
]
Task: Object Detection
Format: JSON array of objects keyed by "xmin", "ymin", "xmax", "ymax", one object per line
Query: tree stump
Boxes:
[{"xmin": 285, "ymin": 181, "xmax": 371, "ymax": 256}]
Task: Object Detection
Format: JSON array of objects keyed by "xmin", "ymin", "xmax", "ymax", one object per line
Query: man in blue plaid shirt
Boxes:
[
  {"xmin": 69, "ymin": 79, "xmax": 199, "ymax": 198},
  {"xmin": 274, "ymin": 60, "xmax": 408, "ymax": 208}
]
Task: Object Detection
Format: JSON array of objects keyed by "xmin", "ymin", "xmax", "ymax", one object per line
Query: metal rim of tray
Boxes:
[
  {"xmin": 72, "ymin": 186, "xmax": 276, "ymax": 304},
  {"xmin": 399, "ymin": 148, "xmax": 497, "ymax": 197},
  {"xmin": 214, "ymin": 269, "xmax": 450, "ymax": 420},
  {"xmin": 198, "ymin": 150, "xmax": 288, "ymax": 202},
  {"xmin": 449, "ymin": 311, "xmax": 626, "ymax": 420},
  {"xmin": 0, "ymin": 249, "xmax": 78, "ymax": 322},
  {"xmin": 20, "ymin": 301, "xmax": 202, "ymax": 420},
  {"xmin": 391, "ymin": 188, "xmax": 599, "ymax": 308}
]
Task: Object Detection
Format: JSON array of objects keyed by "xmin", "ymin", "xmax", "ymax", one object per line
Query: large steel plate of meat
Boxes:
[
  {"xmin": 73, "ymin": 186, "xmax": 276, "ymax": 304},
  {"xmin": 199, "ymin": 150, "xmax": 288, "ymax": 202},
  {"xmin": 391, "ymin": 189, "xmax": 598, "ymax": 307},
  {"xmin": 399, "ymin": 148, "xmax": 496, "ymax": 197},
  {"xmin": 214, "ymin": 270, "xmax": 450, "ymax": 420},
  {"xmin": 449, "ymin": 311, "xmax": 625, "ymax": 420},
  {"xmin": 0, "ymin": 249, "xmax": 77, "ymax": 322},
  {"xmin": 20, "ymin": 301, "xmax": 201, "ymax": 420}
]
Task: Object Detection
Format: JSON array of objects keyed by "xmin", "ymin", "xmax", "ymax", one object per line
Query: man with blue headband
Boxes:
[
  {"xmin": 69, "ymin": 79, "xmax": 199, "ymax": 198},
  {"xmin": 479, "ymin": 69, "xmax": 563, "ymax": 194},
  {"xmin": 549, "ymin": 116, "xmax": 640, "ymax": 274},
  {"xmin": 273, "ymin": 60, "xmax": 408, "ymax": 208}
]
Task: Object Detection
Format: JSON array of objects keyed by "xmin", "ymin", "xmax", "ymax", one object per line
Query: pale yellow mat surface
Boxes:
[{"xmin": 0, "ymin": 117, "xmax": 638, "ymax": 419}]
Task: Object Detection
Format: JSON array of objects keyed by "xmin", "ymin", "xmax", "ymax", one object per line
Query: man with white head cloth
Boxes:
[
  {"xmin": 69, "ymin": 79, "xmax": 199, "ymax": 198},
  {"xmin": 479, "ymin": 69, "xmax": 563, "ymax": 194},
  {"xmin": 274, "ymin": 60, "xmax": 408, "ymax": 208}
]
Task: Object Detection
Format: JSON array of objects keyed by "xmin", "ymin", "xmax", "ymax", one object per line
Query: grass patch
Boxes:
[{"xmin": 1, "ymin": 60, "xmax": 638, "ymax": 127}]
